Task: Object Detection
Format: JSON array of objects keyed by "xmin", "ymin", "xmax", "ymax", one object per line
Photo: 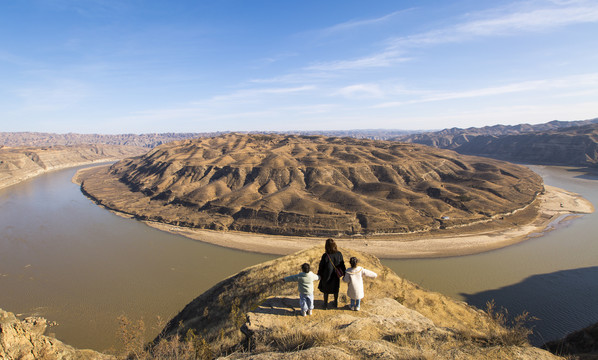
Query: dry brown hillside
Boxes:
[
  {"xmin": 0, "ymin": 144, "xmax": 146, "ymax": 190},
  {"xmin": 79, "ymin": 134, "xmax": 543, "ymax": 236},
  {"xmin": 152, "ymin": 246, "xmax": 560, "ymax": 360}
]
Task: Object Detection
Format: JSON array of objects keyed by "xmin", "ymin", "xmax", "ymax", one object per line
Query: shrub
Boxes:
[{"xmin": 484, "ymin": 300, "xmax": 537, "ymax": 346}]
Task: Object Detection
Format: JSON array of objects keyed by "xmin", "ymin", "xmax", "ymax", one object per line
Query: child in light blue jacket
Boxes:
[{"xmin": 283, "ymin": 263, "xmax": 320, "ymax": 316}]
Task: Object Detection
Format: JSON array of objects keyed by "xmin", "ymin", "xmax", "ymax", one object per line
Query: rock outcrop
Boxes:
[
  {"xmin": 0, "ymin": 144, "xmax": 146, "ymax": 190},
  {"xmin": 157, "ymin": 246, "xmax": 562, "ymax": 359},
  {"xmin": 79, "ymin": 134, "xmax": 543, "ymax": 236},
  {"xmin": 0, "ymin": 308, "xmax": 111, "ymax": 360}
]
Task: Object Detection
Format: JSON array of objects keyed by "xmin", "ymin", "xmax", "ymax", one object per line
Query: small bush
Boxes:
[
  {"xmin": 484, "ymin": 300, "xmax": 537, "ymax": 346},
  {"xmin": 185, "ymin": 329, "xmax": 214, "ymax": 360},
  {"xmin": 117, "ymin": 315, "xmax": 146, "ymax": 359}
]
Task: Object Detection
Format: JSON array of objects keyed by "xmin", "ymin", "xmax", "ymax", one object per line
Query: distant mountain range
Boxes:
[
  {"xmin": 395, "ymin": 118, "xmax": 598, "ymax": 167},
  {"xmin": 0, "ymin": 129, "xmax": 414, "ymax": 148},
  {"xmin": 0, "ymin": 132, "xmax": 220, "ymax": 149},
  {"xmin": 2, "ymin": 117, "xmax": 597, "ymax": 167}
]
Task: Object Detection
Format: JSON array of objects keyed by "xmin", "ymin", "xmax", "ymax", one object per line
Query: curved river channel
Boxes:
[{"xmin": 0, "ymin": 164, "xmax": 596, "ymax": 350}]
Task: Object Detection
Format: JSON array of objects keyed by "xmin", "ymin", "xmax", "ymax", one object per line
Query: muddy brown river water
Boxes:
[{"xmin": 0, "ymin": 164, "xmax": 596, "ymax": 350}]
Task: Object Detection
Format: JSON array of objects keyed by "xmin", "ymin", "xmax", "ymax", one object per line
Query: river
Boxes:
[
  {"xmin": 0, "ymin": 164, "xmax": 275, "ymax": 351},
  {"xmin": 0, "ymin": 164, "xmax": 596, "ymax": 350}
]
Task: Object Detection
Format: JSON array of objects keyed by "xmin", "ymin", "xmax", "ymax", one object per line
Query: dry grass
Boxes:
[
  {"xmin": 386, "ymin": 329, "xmax": 545, "ymax": 360},
  {"xmin": 114, "ymin": 316, "xmax": 212, "ymax": 360},
  {"xmin": 251, "ymin": 326, "xmax": 337, "ymax": 353},
  {"xmin": 482, "ymin": 300, "xmax": 537, "ymax": 347}
]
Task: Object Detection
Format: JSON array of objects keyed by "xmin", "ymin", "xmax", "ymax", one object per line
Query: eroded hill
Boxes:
[{"xmin": 79, "ymin": 134, "xmax": 544, "ymax": 236}]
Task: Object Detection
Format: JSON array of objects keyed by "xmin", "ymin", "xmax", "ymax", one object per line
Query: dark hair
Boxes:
[
  {"xmin": 325, "ymin": 238, "xmax": 338, "ymax": 254},
  {"xmin": 350, "ymin": 257, "xmax": 358, "ymax": 268},
  {"xmin": 301, "ymin": 263, "xmax": 310, "ymax": 273}
]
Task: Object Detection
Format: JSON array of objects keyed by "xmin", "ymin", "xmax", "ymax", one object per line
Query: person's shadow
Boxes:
[
  {"xmin": 461, "ymin": 266, "xmax": 598, "ymax": 346},
  {"xmin": 251, "ymin": 296, "xmax": 328, "ymax": 316}
]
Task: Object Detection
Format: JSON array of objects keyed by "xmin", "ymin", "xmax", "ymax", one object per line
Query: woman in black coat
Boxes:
[{"xmin": 317, "ymin": 238, "xmax": 346, "ymax": 309}]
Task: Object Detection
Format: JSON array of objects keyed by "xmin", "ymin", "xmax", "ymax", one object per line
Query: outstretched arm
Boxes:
[
  {"xmin": 362, "ymin": 268, "xmax": 378, "ymax": 279},
  {"xmin": 283, "ymin": 274, "xmax": 300, "ymax": 282}
]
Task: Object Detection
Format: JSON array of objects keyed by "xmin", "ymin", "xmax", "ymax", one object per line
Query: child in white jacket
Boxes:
[{"xmin": 342, "ymin": 257, "xmax": 377, "ymax": 311}]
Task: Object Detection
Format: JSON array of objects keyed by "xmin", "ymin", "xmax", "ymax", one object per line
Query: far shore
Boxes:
[
  {"xmin": 74, "ymin": 165, "xmax": 594, "ymax": 259},
  {"xmin": 0, "ymin": 158, "xmax": 119, "ymax": 191}
]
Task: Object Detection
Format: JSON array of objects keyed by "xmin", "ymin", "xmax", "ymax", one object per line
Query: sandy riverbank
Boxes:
[{"xmin": 76, "ymin": 163, "xmax": 591, "ymax": 258}]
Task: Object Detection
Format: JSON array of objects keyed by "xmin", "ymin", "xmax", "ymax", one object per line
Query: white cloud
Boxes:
[
  {"xmin": 306, "ymin": 50, "xmax": 409, "ymax": 71},
  {"xmin": 309, "ymin": 1, "xmax": 598, "ymax": 73},
  {"xmin": 336, "ymin": 84, "xmax": 384, "ymax": 98},
  {"xmin": 388, "ymin": 1, "xmax": 598, "ymax": 49},
  {"xmin": 374, "ymin": 72, "xmax": 598, "ymax": 108},
  {"xmin": 319, "ymin": 10, "xmax": 410, "ymax": 36},
  {"xmin": 196, "ymin": 85, "xmax": 317, "ymax": 104},
  {"xmin": 459, "ymin": 3, "xmax": 598, "ymax": 35}
]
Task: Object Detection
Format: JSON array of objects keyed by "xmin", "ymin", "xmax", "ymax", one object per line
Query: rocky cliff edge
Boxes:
[
  {"xmin": 0, "ymin": 309, "xmax": 112, "ymax": 360},
  {"xmin": 157, "ymin": 246, "xmax": 562, "ymax": 359}
]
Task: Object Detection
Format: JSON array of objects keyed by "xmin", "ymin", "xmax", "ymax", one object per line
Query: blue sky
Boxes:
[{"xmin": 1, "ymin": 0, "xmax": 598, "ymax": 134}]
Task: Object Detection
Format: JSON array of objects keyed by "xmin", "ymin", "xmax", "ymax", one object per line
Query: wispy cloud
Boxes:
[
  {"xmin": 111, "ymin": 86, "xmax": 322, "ymax": 126},
  {"xmin": 109, "ymin": 101, "xmax": 343, "ymax": 132},
  {"xmin": 459, "ymin": 2, "xmax": 598, "ymax": 35},
  {"xmin": 306, "ymin": 50, "xmax": 409, "ymax": 71},
  {"xmin": 336, "ymin": 84, "xmax": 384, "ymax": 98},
  {"xmin": 387, "ymin": 1, "xmax": 598, "ymax": 49},
  {"xmin": 319, "ymin": 10, "xmax": 410, "ymax": 36},
  {"xmin": 309, "ymin": 1, "xmax": 598, "ymax": 73},
  {"xmin": 253, "ymin": 52, "xmax": 298, "ymax": 67},
  {"xmin": 373, "ymin": 72, "xmax": 598, "ymax": 108},
  {"xmin": 198, "ymin": 85, "xmax": 317, "ymax": 104}
]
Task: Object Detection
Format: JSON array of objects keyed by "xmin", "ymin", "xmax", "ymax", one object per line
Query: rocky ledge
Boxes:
[
  {"xmin": 156, "ymin": 246, "xmax": 562, "ymax": 359},
  {"xmin": 0, "ymin": 309, "xmax": 111, "ymax": 360}
]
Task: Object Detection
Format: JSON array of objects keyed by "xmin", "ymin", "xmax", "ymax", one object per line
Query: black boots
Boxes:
[{"xmin": 323, "ymin": 293, "xmax": 339, "ymax": 309}]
